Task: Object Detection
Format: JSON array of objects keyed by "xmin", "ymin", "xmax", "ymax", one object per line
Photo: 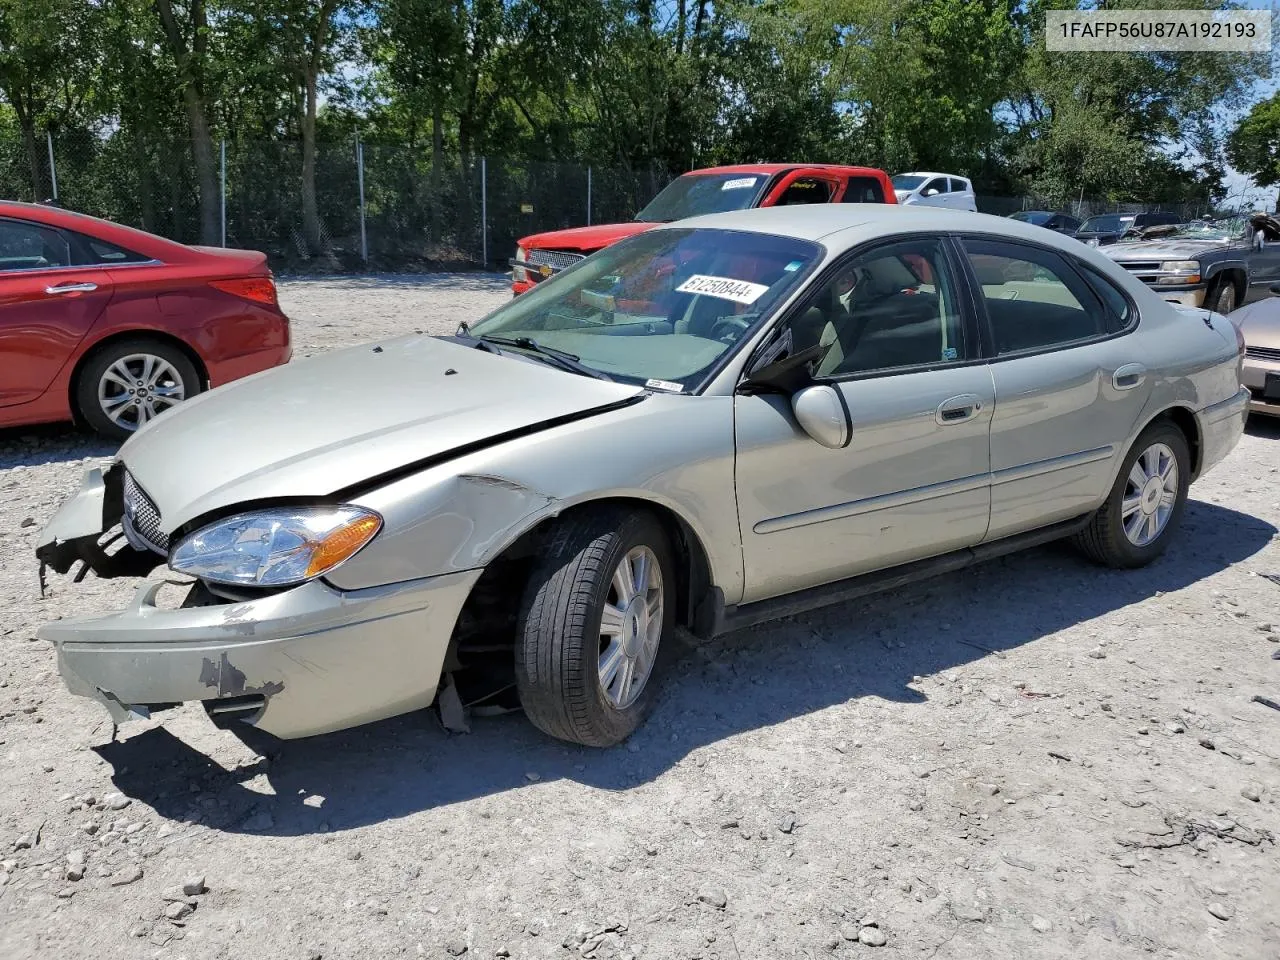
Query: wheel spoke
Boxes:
[
  {"xmin": 611, "ymin": 562, "xmax": 635, "ymax": 606},
  {"xmin": 1145, "ymin": 512, "xmax": 1158, "ymax": 542},
  {"xmin": 1128, "ymin": 461, "xmax": 1148, "ymax": 490},
  {"xmin": 100, "ymin": 393, "xmax": 132, "ymax": 410},
  {"xmin": 600, "ymin": 603, "xmax": 626, "ymax": 638},
  {"xmin": 1121, "ymin": 495, "xmax": 1143, "ymax": 519},
  {"xmin": 599, "ymin": 641, "xmax": 625, "ymax": 692},
  {"xmin": 139, "ymin": 355, "xmax": 156, "ymax": 386},
  {"xmin": 102, "ymin": 367, "xmax": 133, "ymax": 391},
  {"xmin": 632, "ymin": 551, "xmax": 650, "ymax": 596},
  {"xmin": 616, "ymin": 657, "xmax": 634, "ymax": 698},
  {"xmin": 1160, "ymin": 489, "xmax": 1176, "ymax": 509}
]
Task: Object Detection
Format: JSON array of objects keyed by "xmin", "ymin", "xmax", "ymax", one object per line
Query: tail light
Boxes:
[{"xmin": 209, "ymin": 277, "xmax": 277, "ymax": 307}]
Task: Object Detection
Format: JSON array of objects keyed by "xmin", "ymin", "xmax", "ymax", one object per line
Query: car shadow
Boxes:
[
  {"xmin": 94, "ymin": 498, "xmax": 1276, "ymax": 837},
  {"xmin": 0, "ymin": 425, "xmax": 115, "ymax": 470},
  {"xmin": 1246, "ymin": 413, "xmax": 1280, "ymax": 440}
]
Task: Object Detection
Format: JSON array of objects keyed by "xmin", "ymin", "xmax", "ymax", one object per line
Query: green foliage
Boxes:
[{"xmin": 0, "ymin": 0, "xmax": 1270, "ymax": 255}]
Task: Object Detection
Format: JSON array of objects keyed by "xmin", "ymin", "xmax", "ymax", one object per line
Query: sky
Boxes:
[{"xmin": 1221, "ymin": 0, "xmax": 1279, "ymax": 208}]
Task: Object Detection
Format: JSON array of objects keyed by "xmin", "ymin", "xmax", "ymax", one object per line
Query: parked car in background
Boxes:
[
  {"xmin": 1222, "ymin": 283, "xmax": 1280, "ymax": 415},
  {"xmin": 1100, "ymin": 214, "xmax": 1280, "ymax": 314},
  {"xmin": 510, "ymin": 164, "xmax": 896, "ymax": 295},
  {"xmin": 1075, "ymin": 211, "xmax": 1182, "ymax": 247},
  {"xmin": 37, "ymin": 205, "xmax": 1247, "ymax": 748},
  {"xmin": 890, "ymin": 172, "xmax": 977, "ymax": 211},
  {"xmin": 0, "ymin": 202, "xmax": 291, "ymax": 440},
  {"xmin": 1007, "ymin": 210, "xmax": 1081, "ymax": 234}
]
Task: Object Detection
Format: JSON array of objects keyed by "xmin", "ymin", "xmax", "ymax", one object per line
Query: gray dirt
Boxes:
[{"xmin": 1, "ymin": 274, "xmax": 1278, "ymax": 960}]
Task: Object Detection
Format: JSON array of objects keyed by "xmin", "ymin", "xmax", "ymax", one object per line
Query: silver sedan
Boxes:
[{"xmin": 36, "ymin": 205, "xmax": 1249, "ymax": 747}]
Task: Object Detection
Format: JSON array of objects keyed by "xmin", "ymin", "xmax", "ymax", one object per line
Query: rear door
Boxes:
[
  {"xmin": 959, "ymin": 236, "xmax": 1151, "ymax": 540},
  {"xmin": 0, "ymin": 218, "xmax": 113, "ymax": 408}
]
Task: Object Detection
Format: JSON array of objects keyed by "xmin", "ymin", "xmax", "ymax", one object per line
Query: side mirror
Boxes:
[
  {"xmin": 791, "ymin": 384, "xmax": 850, "ymax": 449},
  {"xmin": 923, "ymin": 188, "xmax": 940, "ymax": 198}
]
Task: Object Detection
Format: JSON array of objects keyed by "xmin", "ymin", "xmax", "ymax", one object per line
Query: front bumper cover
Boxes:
[
  {"xmin": 40, "ymin": 571, "xmax": 481, "ymax": 739},
  {"xmin": 36, "ymin": 464, "xmax": 484, "ymax": 739}
]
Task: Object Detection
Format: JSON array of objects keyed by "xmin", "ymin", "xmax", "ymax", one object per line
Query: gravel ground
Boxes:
[{"xmin": 1, "ymin": 274, "xmax": 1278, "ymax": 960}]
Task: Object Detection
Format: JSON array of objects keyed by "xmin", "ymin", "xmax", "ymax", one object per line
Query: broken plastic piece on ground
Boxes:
[{"xmin": 1250, "ymin": 694, "xmax": 1280, "ymax": 712}]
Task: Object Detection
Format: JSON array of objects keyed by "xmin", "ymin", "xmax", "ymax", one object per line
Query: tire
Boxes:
[
  {"xmin": 1205, "ymin": 277, "xmax": 1237, "ymax": 315},
  {"xmin": 76, "ymin": 338, "xmax": 202, "ymax": 441},
  {"xmin": 515, "ymin": 507, "xmax": 675, "ymax": 747},
  {"xmin": 1073, "ymin": 420, "xmax": 1191, "ymax": 569}
]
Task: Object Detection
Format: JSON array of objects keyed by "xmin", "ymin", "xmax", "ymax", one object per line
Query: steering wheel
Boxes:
[{"xmin": 710, "ymin": 315, "xmax": 753, "ymax": 343}]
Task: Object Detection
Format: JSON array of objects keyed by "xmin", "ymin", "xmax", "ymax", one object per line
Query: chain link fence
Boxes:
[{"xmin": 0, "ymin": 126, "xmax": 1237, "ymax": 273}]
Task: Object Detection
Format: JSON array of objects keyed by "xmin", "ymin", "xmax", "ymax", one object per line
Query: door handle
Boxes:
[
  {"xmin": 936, "ymin": 393, "xmax": 983, "ymax": 425},
  {"xmin": 1112, "ymin": 363, "xmax": 1146, "ymax": 391},
  {"xmin": 45, "ymin": 282, "xmax": 98, "ymax": 295}
]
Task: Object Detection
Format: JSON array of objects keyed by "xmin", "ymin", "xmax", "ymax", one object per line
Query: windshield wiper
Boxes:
[{"xmin": 478, "ymin": 335, "xmax": 614, "ymax": 381}]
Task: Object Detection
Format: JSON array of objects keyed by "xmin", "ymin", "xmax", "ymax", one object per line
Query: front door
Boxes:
[
  {"xmin": 957, "ymin": 236, "xmax": 1152, "ymax": 541},
  {"xmin": 0, "ymin": 217, "xmax": 113, "ymax": 408},
  {"xmin": 734, "ymin": 236, "xmax": 994, "ymax": 603}
]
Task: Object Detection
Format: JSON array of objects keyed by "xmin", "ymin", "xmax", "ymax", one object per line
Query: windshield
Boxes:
[
  {"xmin": 1158, "ymin": 218, "xmax": 1245, "ymax": 242},
  {"xmin": 1010, "ymin": 211, "xmax": 1051, "ymax": 225},
  {"xmin": 467, "ymin": 228, "xmax": 820, "ymax": 389},
  {"xmin": 633, "ymin": 173, "xmax": 769, "ymax": 223},
  {"xmin": 891, "ymin": 175, "xmax": 927, "ymax": 190},
  {"xmin": 1079, "ymin": 214, "xmax": 1134, "ymax": 233}
]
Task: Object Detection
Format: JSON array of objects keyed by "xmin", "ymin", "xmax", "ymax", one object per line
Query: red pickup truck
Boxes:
[{"xmin": 509, "ymin": 163, "xmax": 896, "ymax": 294}]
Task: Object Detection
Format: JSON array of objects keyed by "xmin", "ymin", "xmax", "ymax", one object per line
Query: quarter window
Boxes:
[
  {"xmin": 948, "ymin": 178, "xmax": 968, "ymax": 193},
  {"xmin": 74, "ymin": 233, "xmax": 149, "ymax": 265},
  {"xmin": 1081, "ymin": 266, "xmax": 1133, "ymax": 329},
  {"xmin": 963, "ymin": 239, "xmax": 1107, "ymax": 354},
  {"xmin": 0, "ymin": 219, "xmax": 71, "ymax": 271},
  {"xmin": 841, "ymin": 177, "xmax": 886, "ymax": 204},
  {"xmin": 790, "ymin": 238, "xmax": 966, "ymax": 377}
]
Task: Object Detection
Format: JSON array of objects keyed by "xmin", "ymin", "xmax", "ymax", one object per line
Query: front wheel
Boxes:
[
  {"xmin": 515, "ymin": 508, "xmax": 674, "ymax": 747},
  {"xmin": 1073, "ymin": 420, "xmax": 1191, "ymax": 568},
  {"xmin": 1205, "ymin": 278, "xmax": 1237, "ymax": 315}
]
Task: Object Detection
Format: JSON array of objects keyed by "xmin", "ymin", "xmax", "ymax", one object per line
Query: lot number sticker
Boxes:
[
  {"xmin": 721, "ymin": 177, "xmax": 758, "ymax": 190},
  {"xmin": 675, "ymin": 273, "xmax": 770, "ymax": 305}
]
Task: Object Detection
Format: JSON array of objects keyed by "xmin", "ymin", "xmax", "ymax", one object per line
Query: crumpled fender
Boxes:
[{"xmin": 35, "ymin": 464, "xmax": 164, "ymax": 590}]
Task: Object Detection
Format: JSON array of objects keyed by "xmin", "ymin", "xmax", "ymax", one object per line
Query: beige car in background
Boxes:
[
  {"xmin": 1227, "ymin": 285, "xmax": 1280, "ymax": 415},
  {"xmin": 36, "ymin": 205, "xmax": 1249, "ymax": 749}
]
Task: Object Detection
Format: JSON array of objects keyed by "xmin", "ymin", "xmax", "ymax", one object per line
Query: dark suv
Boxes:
[{"xmin": 1075, "ymin": 211, "xmax": 1182, "ymax": 247}]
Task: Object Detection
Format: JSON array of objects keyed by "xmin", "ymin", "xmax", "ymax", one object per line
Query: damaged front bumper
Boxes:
[
  {"xmin": 40, "ymin": 571, "xmax": 482, "ymax": 739},
  {"xmin": 36, "ymin": 464, "xmax": 483, "ymax": 739}
]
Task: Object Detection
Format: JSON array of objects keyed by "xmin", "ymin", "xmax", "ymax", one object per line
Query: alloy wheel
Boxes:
[
  {"xmin": 1122, "ymin": 441, "xmax": 1179, "ymax": 547},
  {"xmin": 97, "ymin": 353, "xmax": 186, "ymax": 432},
  {"xmin": 597, "ymin": 545, "xmax": 664, "ymax": 709}
]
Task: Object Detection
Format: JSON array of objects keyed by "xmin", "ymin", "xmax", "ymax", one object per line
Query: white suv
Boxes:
[{"xmin": 891, "ymin": 172, "xmax": 977, "ymax": 211}]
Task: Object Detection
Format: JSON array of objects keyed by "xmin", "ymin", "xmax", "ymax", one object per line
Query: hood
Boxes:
[
  {"xmin": 1102, "ymin": 238, "xmax": 1234, "ymax": 261},
  {"xmin": 518, "ymin": 221, "xmax": 655, "ymax": 254},
  {"xmin": 118, "ymin": 336, "xmax": 644, "ymax": 532},
  {"xmin": 1226, "ymin": 296, "xmax": 1280, "ymax": 346}
]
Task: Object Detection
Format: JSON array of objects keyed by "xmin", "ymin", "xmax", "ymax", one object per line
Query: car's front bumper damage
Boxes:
[{"xmin": 36, "ymin": 464, "xmax": 483, "ymax": 740}]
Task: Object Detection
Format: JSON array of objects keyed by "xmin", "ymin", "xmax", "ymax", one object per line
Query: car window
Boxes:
[
  {"xmin": 922, "ymin": 178, "xmax": 947, "ymax": 196},
  {"xmin": 72, "ymin": 232, "xmax": 150, "ymax": 266},
  {"xmin": 632, "ymin": 173, "xmax": 769, "ymax": 223},
  {"xmin": 841, "ymin": 176, "xmax": 886, "ymax": 204},
  {"xmin": 788, "ymin": 238, "xmax": 966, "ymax": 378},
  {"xmin": 0, "ymin": 219, "xmax": 71, "ymax": 271},
  {"xmin": 891, "ymin": 174, "xmax": 927, "ymax": 191},
  {"xmin": 963, "ymin": 239, "xmax": 1107, "ymax": 354},
  {"xmin": 467, "ymin": 227, "xmax": 820, "ymax": 389},
  {"xmin": 775, "ymin": 178, "xmax": 834, "ymax": 206},
  {"xmin": 1080, "ymin": 266, "xmax": 1133, "ymax": 330},
  {"xmin": 947, "ymin": 178, "xmax": 968, "ymax": 193}
]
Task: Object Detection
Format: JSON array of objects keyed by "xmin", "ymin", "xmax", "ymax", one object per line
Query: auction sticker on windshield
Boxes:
[
  {"xmin": 721, "ymin": 177, "xmax": 758, "ymax": 190},
  {"xmin": 676, "ymin": 274, "xmax": 770, "ymax": 304}
]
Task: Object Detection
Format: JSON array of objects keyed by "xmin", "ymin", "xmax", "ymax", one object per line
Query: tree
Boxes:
[{"xmin": 1227, "ymin": 94, "xmax": 1280, "ymax": 189}]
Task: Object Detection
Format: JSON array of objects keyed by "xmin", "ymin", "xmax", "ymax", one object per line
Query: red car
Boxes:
[
  {"xmin": 510, "ymin": 163, "xmax": 896, "ymax": 294},
  {"xmin": 0, "ymin": 202, "xmax": 291, "ymax": 440}
]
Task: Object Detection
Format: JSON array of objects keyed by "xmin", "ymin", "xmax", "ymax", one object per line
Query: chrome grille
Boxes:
[
  {"xmin": 1117, "ymin": 261, "xmax": 1162, "ymax": 272},
  {"xmin": 122, "ymin": 470, "xmax": 168, "ymax": 554},
  {"xmin": 528, "ymin": 249, "xmax": 586, "ymax": 272},
  {"xmin": 1246, "ymin": 345, "xmax": 1280, "ymax": 362}
]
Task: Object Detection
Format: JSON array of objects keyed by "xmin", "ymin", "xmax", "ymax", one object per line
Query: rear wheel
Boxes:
[
  {"xmin": 1206, "ymin": 277, "xmax": 1237, "ymax": 314},
  {"xmin": 1073, "ymin": 420, "xmax": 1191, "ymax": 568},
  {"xmin": 515, "ymin": 507, "xmax": 674, "ymax": 747},
  {"xmin": 76, "ymin": 338, "xmax": 201, "ymax": 441}
]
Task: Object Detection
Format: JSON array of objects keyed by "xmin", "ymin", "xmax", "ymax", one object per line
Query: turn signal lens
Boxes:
[
  {"xmin": 210, "ymin": 277, "xmax": 278, "ymax": 306},
  {"xmin": 305, "ymin": 513, "xmax": 382, "ymax": 578}
]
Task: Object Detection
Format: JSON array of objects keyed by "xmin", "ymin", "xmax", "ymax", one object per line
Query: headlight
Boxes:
[
  {"xmin": 1158, "ymin": 260, "xmax": 1201, "ymax": 282},
  {"xmin": 170, "ymin": 506, "xmax": 382, "ymax": 587},
  {"xmin": 513, "ymin": 246, "xmax": 528, "ymax": 283}
]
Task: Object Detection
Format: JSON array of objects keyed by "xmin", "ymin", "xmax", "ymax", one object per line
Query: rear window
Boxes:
[{"xmin": 841, "ymin": 176, "xmax": 886, "ymax": 203}]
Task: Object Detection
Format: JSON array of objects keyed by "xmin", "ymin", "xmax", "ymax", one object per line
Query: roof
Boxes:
[
  {"xmin": 0, "ymin": 200, "xmax": 191, "ymax": 260},
  {"xmin": 686, "ymin": 164, "xmax": 888, "ymax": 177},
  {"xmin": 659, "ymin": 204, "xmax": 1122, "ymax": 261}
]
